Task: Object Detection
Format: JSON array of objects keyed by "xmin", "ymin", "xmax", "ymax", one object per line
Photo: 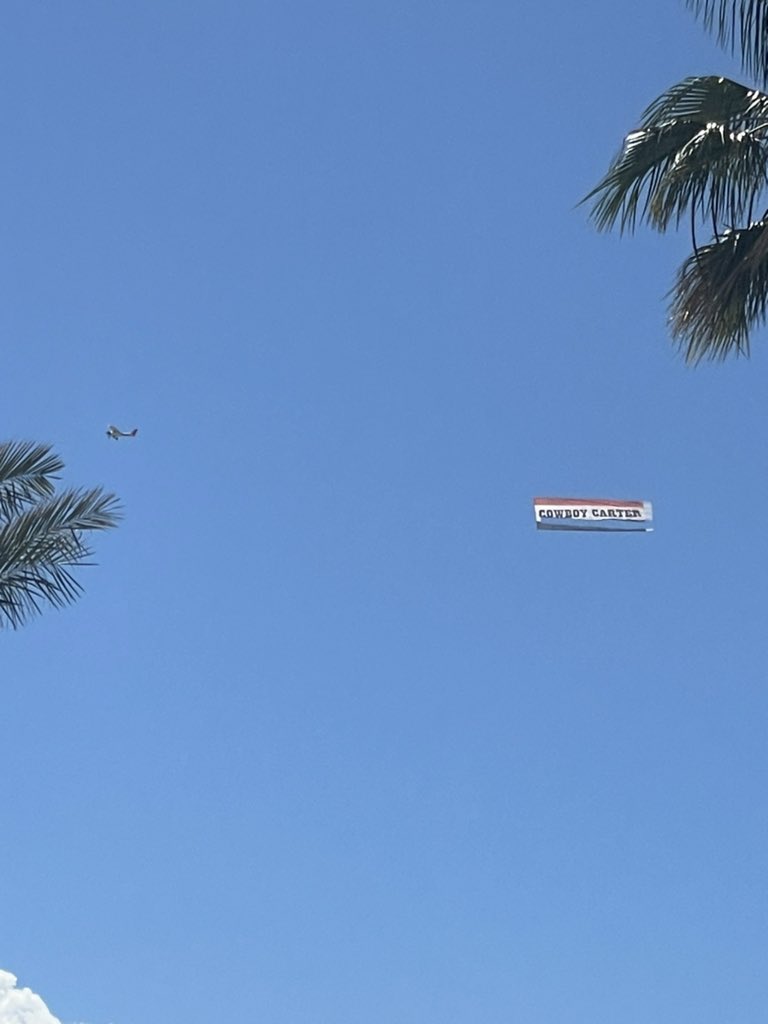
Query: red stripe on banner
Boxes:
[{"xmin": 533, "ymin": 497, "xmax": 645, "ymax": 508}]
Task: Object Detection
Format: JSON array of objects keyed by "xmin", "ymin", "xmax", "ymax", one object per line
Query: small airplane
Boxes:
[{"xmin": 106, "ymin": 425, "xmax": 138, "ymax": 440}]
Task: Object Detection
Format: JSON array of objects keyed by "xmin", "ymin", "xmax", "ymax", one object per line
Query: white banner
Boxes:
[{"xmin": 534, "ymin": 497, "xmax": 653, "ymax": 529}]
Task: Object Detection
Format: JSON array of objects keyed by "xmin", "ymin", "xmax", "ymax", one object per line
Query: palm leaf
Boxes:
[
  {"xmin": 640, "ymin": 74, "xmax": 760, "ymax": 126},
  {"xmin": 584, "ymin": 76, "xmax": 768, "ymax": 234},
  {"xmin": 649, "ymin": 123, "xmax": 768, "ymax": 230},
  {"xmin": 686, "ymin": 1, "xmax": 768, "ymax": 87},
  {"xmin": 0, "ymin": 441, "xmax": 63, "ymax": 523},
  {"xmin": 0, "ymin": 486, "xmax": 122, "ymax": 628},
  {"xmin": 584, "ymin": 12, "xmax": 768, "ymax": 359},
  {"xmin": 669, "ymin": 218, "xmax": 768, "ymax": 360},
  {"xmin": 584, "ymin": 121, "xmax": 706, "ymax": 232}
]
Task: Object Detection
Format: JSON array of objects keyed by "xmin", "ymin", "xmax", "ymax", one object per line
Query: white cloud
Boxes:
[{"xmin": 0, "ymin": 971, "xmax": 62, "ymax": 1024}]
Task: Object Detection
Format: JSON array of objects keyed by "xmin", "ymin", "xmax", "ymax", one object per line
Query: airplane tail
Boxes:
[{"xmin": 129, "ymin": 428, "xmax": 138, "ymax": 436}]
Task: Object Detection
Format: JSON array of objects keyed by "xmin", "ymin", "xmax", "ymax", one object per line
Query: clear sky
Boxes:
[{"xmin": 2, "ymin": 2, "xmax": 767, "ymax": 1023}]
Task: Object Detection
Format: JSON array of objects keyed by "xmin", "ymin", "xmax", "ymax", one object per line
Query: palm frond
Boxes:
[
  {"xmin": 584, "ymin": 121, "xmax": 705, "ymax": 232},
  {"xmin": 0, "ymin": 441, "xmax": 63, "ymax": 522},
  {"xmin": 686, "ymin": 1, "xmax": 768, "ymax": 87},
  {"xmin": 584, "ymin": 76, "xmax": 768, "ymax": 234},
  {"xmin": 649, "ymin": 123, "xmax": 768, "ymax": 230},
  {"xmin": 0, "ymin": 486, "xmax": 122, "ymax": 628},
  {"xmin": 640, "ymin": 74, "xmax": 760, "ymax": 126},
  {"xmin": 669, "ymin": 218, "xmax": 768, "ymax": 360}
]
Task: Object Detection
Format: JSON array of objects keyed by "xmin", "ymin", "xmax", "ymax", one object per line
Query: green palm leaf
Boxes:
[
  {"xmin": 640, "ymin": 74, "xmax": 760, "ymax": 126},
  {"xmin": 585, "ymin": 6, "xmax": 768, "ymax": 359},
  {"xmin": 0, "ymin": 480, "xmax": 121, "ymax": 629},
  {"xmin": 585, "ymin": 120, "xmax": 706, "ymax": 232},
  {"xmin": 649, "ymin": 123, "xmax": 768, "ymax": 230},
  {"xmin": 687, "ymin": 1, "xmax": 768, "ymax": 87},
  {"xmin": 584, "ymin": 76, "xmax": 768, "ymax": 234},
  {"xmin": 0, "ymin": 441, "xmax": 63, "ymax": 522},
  {"xmin": 670, "ymin": 219, "xmax": 768, "ymax": 360}
]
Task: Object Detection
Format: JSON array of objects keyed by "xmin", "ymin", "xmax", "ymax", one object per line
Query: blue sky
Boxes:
[{"xmin": 2, "ymin": 2, "xmax": 767, "ymax": 1022}]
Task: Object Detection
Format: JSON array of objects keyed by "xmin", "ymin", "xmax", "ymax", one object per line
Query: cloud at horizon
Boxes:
[{"xmin": 0, "ymin": 971, "xmax": 62, "ymax": 1024}]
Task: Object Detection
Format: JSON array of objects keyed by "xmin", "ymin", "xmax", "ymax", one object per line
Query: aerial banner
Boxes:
[{"xmin": 534, "ymin": 496, "xmax": 653, "ymax": 532}]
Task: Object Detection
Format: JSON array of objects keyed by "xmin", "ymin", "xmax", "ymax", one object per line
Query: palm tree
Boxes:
[
  {"xmin": 0, "ymin": 440, "xmax": 121, "ymax": 628},
  {"xmin": 584, "ymin": 0, "xmax": 768, "ymax": 362}
]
